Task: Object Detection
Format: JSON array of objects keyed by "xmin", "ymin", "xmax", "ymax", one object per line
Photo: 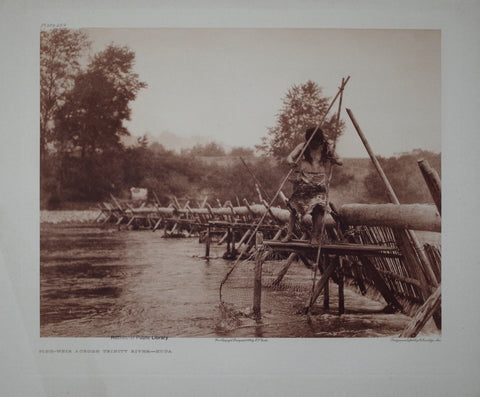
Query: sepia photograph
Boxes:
[
  {"xmin": 40, "ymin": 28, "xmax": 441, "ymax": 338},
  {"xmin": 2, "ymin": 1, "xmax": 480, "ymax": 396}
]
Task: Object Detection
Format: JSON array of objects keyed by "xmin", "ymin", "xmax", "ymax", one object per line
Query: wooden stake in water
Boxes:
[
  {"xmin": 400, "ymin": 285, "xmax": 441, "ymax": 338},
  {"xmin": 205, "ymin": 224, "xmax": 211, "ymax": 259},
  {"xmin": 253, "ymin": 232, "xmax": 264, "ymax": 318},
  {"xmin": 338, "ymin": 257, "xmax": 345, "ymax": 315}
]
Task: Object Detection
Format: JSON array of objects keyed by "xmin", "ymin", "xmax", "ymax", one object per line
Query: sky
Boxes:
[{"xmin": 84, "ymin": 28, "xmax": 441, "ymax": 158}]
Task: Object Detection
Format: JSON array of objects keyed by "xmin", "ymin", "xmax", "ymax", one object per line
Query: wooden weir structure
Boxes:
[
  {"xmin": 93, "ymin": 105, "xmax": 441, "ymax": 337},
  {"xmin": 95, "ymin": 191, "xmax": 442, "ymax": 335}
]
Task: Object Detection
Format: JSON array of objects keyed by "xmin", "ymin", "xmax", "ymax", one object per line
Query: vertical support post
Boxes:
[
  {"xmin": 418, "ymin": 159, "xmax": 441, "ymax": 215},
  {"xmin": 226, "ymin": 227, "xmax": 231, "ymax": 255},
  {"xmin": 253, "ymin": 232, "xmax": 264, "ymax": 318},
  {"xmin": 305, "ymin": 257, "xmax": 338, "ymax": 313},
  {"xmin": 338, "ymin": 257, "xmax": 345, "ymax": 315},
  {"xmin": 205, "ymin": 223, "xmax": 211, "ymax": 258},
  {"xmin": 323, "ymin": 277, "xmax": 330, "ymax": 309}
]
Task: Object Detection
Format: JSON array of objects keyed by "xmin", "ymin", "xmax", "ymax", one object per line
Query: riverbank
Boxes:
[{"xmin": 40, "ymin": 210, "xmax": 101, "ymax": 224}]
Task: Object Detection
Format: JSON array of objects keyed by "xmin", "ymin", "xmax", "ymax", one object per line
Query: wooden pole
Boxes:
[
  {"xmin": 272, "ymin": 253, "xmax": 297, "ymax": 286},
  {"xmin": 153, "ymin": 191, "xmax": 161, "ymax": 206},
  {"xmin": 305, "ymin": 258, "xmax": 338, "ymax": 313},
  {"xmin": 352, "ymin": 261, "xmax": 367, "ymax": 295},
  {"xmin": 308, "ymin": 76, "xmax": 347, "ymax": 315},
  {"xmin": 218, "ymin": 231, "xmax": 229, "ymax": 244},
  {"xmin": 323, "ymin": 277, "xmax": 330, "ymax": 309},
  {"xmin": 338, "ymin": 257, "xmax": 345, "ymax": 315},
  {"xmin": 418, "ymin": 159, "xmax": 441, "ymax": 215},
  {"xmin": 346, "ymin": 111, "xmax": 398, "ymax": 202},
  {"xmin": 226, "ymin": 227, "xmax": 231, "ymax": 255},
  {"xmin": 253, "ymin": 232, "xmax": 264, "ymax": 317},
  {"xmin": 297, "ymin": 254, "xmax": 315, "ymax": 269},
  {"xmin": 173, "ymin": 196, "xmax": 181, "ymax": 210},
  {"xmin": 272, "ymin": 228, "xmax": 283, "ymax": 241},
  {"xmin": 153, "ymin": 217, "xmax": 163, "ymax": 231},
  {"xmin": 346, "ymin": 109, "xmax": 439, "ymax": 289},
  {"xmin": 205, "ymin": 224, "xmax": 211, "ymax": 258},
  {"xmin": 400, "ymin": 285, "xmax": 441, "ymax": 338},
  {"xmin": 237, "ymin": 228, "xmax": 253, "ymax": 257},
  {"xmin": 358, "ymin": 256, "xmax": 403, "ymax": 312},
  {"xmin": 110, "ymin": 194, "xmax": 124, "ymax": 211},
  {"xmin": 417, "ymin": 159, "xmax": 442, "ymax": 329},
  {"xmin": 272, "ymin": 233, "xmax": 308, "ymax": 285},
  {"xmin": 231, "ymin": 229, "xmax": 236, "ymax": 255},
  {"xmin": 94, "ymin": 204, "xmax": 106, "ymax": 223},
  {"xmin": 240, "ymin": 156, "xmax": 272, "ymax": 202}
]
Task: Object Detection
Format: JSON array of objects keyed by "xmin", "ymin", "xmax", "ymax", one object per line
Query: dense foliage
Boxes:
[
  {"xmin": 257, "ymin": 80, "xmax": 345, "ymax": 159},
  {"xmin": 40, "ymin": 29, "xmax": 90, "ymax": 160},
  {"xmin": 40, "ymin": 29, "xmax": 147, "ymax": 206},
  {"xmin": 363, "ymin": 150, "xmax": 441, "ymax": 204}
]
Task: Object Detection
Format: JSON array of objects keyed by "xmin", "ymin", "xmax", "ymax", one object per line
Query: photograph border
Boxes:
[{"xmin": 1, "ymin": 1, "xmax": 479, "ymax": 396}]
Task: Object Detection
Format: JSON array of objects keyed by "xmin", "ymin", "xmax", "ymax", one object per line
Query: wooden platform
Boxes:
[{"xmin": 263, "ymin": 239, "xmax": 401, "ymax": 258}]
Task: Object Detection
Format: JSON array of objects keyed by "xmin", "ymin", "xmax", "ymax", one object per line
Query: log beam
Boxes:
[
  {"xmin": 340, "ymin": 204, "xmax": 440, "ymax": 232},
  {"xmin": 124, "ymin": 203, "xmax": 440, "ymax": 232}
]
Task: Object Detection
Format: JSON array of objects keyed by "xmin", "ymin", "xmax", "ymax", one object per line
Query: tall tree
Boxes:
[
  {"xmin": 56, "ymin": 44, "xmax": 147, "ymax": 157},
  {"xmin": 54, "ymin": 44, "xmax": 147, "ymax": 200},
  {"xmin": 258, "ymin": 80, "xmax": 345, "ymax": 159},
  {"xmin": 40, "ymin": 28, "xmax": 90, "ymax": 159}
]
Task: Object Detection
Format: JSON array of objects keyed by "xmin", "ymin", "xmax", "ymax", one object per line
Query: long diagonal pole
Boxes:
[
  {"xmin": 306, "ymin": 77, "xmax": 346, "ymax": 312},
  {"xmin": 219, "ymin": 76, "xmax": 350, "ymax": 302},
  {"xmin": 345, "ymin": 108, "xmax": 438, "ymax": 290},
  {"xmin": 239, "ymin": 156, "xmax": 272, "ymax": 203}
]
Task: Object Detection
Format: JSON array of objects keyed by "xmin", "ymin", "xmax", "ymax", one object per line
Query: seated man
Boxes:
[{"xmin": 283, "ymin": 127, "xmax": 342, "ymax": 244}]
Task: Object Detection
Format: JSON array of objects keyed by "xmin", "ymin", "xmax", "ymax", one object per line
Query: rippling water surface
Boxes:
[{"xmin": 40, "ymin": 224, "xmax": 437, "ymax": 338}]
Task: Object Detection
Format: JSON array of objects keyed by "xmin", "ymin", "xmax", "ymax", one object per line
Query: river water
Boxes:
[{"xmin": 40, "ymin": 224, "xmax": 438, "ymax": 338}]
